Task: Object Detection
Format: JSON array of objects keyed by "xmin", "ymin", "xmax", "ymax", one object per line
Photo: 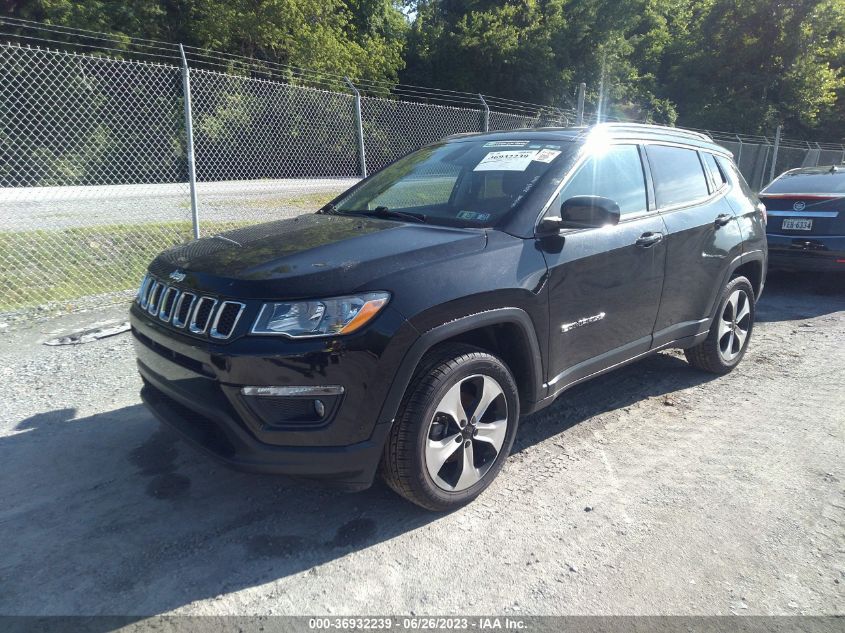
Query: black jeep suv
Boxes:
[{"xmin": 131, "ymin": 123, "xmax": 767, "ymax": 510}]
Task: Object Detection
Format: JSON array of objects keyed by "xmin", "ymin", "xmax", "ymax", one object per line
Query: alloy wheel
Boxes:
[
  {"xmin": 718, "ymin": 288, "xmax": 751, "ymax": 362},
  {"xmin": 424, "ymin": 374, "xmax": 508, "ymax": 492}
]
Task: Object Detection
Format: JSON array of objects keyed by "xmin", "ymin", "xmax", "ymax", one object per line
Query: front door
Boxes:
[{"xmin": 539, "ymin": 143, "xmax": 666, "ymax": 394}]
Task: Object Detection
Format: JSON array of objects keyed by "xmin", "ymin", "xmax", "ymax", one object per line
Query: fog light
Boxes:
[{"xmin": 314, "ymin": 399, "xmax": 325, "ymax": 418}]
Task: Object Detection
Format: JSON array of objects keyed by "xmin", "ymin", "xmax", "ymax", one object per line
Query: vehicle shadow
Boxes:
[
  {"xmin": 1, "ymin": 351, "xmax": 715, "ymax": 616},
  {"xmin": 513, "ymin": 351, "xmax": 714, "ymax": 453},
  {"xmin": 756, "ymin": 271, "xmax": 845, "ymax": 323}
]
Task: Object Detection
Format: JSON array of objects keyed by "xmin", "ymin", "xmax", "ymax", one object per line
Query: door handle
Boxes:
[
  {"xmin": 636, "ymin": 232, "xmax": 663, "ymax": 247},
  {"xmin": 714, "ymin": 213, "xmax": 733, "ymax": 227}
]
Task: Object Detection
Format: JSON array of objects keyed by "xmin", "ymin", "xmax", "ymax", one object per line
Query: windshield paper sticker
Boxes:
[
  {"xmin": 474, "ymin": 150, "xmax": 538, "ymax": 171},
  {"xmin": 457, "ymin": 211, "xmax": 491, "ymax": 221},
  {"xmin": 483, "ymin": 140, "xmax": 530, "ymax": 148},
  {"xmin": 533, "ymin": 149, "xmax": 561, "ymax": 163}
]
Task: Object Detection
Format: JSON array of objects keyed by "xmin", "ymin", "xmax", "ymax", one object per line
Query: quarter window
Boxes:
[
  {"xmin": 702, "ymin": 152, "xmax": 727, "ymax": 192},
  {"xmin": 646, "ymin": 145, "xmax": 710, "ymax": 208},
  {"xmin": 557, "ymin": 144, "xmax": 648, "ymax": 216}
]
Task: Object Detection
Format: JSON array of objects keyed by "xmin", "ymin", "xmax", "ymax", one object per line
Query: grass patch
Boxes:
[
  {"xmin": 0, "ymin": 221, "xmax": 250, "ymax": 311},
  {"xmin": 237, "ymin": 190, "xmax": 342, "ymax": 210}
]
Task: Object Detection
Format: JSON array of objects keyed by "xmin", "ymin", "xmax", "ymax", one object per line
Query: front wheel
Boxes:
[
  {"xmin": 381, "ymin": 345, "xmax": 519, "ymax": 511},
  {"xmin": 685, "ymin": 275, "xmax": 755, "ymax": 374}
]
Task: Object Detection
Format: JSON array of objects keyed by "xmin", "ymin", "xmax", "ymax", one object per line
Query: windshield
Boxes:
[{"xmin": 330, "ymin": 139, "xmax": 570, "ymax": 227}]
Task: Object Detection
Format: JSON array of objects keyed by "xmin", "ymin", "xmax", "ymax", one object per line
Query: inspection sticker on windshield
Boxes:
[
  {"xmin": 533, "ymin": 148, "xmax": 561, "ymax": 163},
  {"xmin": 457, "ymin": 211, "xmax": 491, "ymax": 221},
  {"xmin": 483, "ymin": 140, "xmax": 530, "ymax": 148},
  {"xmin": 474, "ymin": 149, "xmax": 538, "ymax": 171}
]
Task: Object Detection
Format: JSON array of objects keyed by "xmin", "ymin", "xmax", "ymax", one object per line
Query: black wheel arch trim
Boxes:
[
  {"xmin": 373, "ymin": 307, "xmax": 545, "ymax": 439},
  {"xmin": 710, "ymin": 249, "xmax": 766, "ymax": 322}
]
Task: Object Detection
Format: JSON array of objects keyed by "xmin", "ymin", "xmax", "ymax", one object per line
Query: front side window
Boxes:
[
  {"xmin": 333, "ymin": 140, "xmax": 572, "ymax": 227},
  {"xmin": 555, "ymin": 144, "xmax": 648, "ymax": 216},
  {"xmin": 646, "ymin": 145, "xmax": 710, "ymax": 208}
]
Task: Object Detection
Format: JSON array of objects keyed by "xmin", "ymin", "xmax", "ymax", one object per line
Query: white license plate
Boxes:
[{"xmin": 782, "ymin": 218, "xmax": 813, "ymax": 231}]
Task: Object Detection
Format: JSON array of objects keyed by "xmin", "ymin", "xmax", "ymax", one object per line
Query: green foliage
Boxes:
[
  {"xmin": 15, "ymin": 0, "xmax": 408, "ymax": 87},
  {"xmin": 403, "ymin": 0, "xmax": 845, "ymax": 138},
  {"xmin": 660, "ymin": 0, "xmax": 845, "ymax": 136},
  {"xmin": 7, "ymin": 0, "xmax": 845, "ymax": 138}
]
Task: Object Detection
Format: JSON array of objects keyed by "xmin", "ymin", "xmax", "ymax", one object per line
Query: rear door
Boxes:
[
  {"xmin": 540, "ymin": 143, "xmax": 667, "ymax": 392},
  {"xmin": 647, "ymin": 145, "xmax": 744, "ymax": 347}
]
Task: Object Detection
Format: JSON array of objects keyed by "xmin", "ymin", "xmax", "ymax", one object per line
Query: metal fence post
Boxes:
[
  {"xmin": 758, "ymin": 144, "xmax": 771, "ymax": 191},
  {"xmin": 179, "ymin": 44, "xmax": 200, "ymax": 240},
  {"xmin": 576, "ymin": 82, "xmax": 586, "ymax": 126},
  {"xmin": 735, "ymin": 135, "xmax": 744, "ymax": 168},
  {"xmin": 344, "ymin": 77, "xmax": 367, "ymax": 178},
  {"xmin": 768, "ymin": 125, "xmax": 782, "ymax": 184},
  {"xmin": 478, "ymin": 94, "xmax": 490, "ymax": 132}
]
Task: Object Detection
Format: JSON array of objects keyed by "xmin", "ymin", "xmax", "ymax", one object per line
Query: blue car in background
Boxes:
[{"xmin": 760, "ymin": 165, "xmax": 845, "ymax": 272}]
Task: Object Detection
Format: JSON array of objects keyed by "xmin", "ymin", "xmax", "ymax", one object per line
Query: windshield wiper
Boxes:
[
  {"xmin": 317, "ymin": 203, "xmax": 340, "ymax": 215},
  {"xmin": 345, "ymin": 206, "xmax": 428, "ymax": 224}
]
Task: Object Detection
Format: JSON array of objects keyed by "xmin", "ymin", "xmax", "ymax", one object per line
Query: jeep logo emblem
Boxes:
[
  {"xmin": 792, "ymin": 201, "xmax": 806, "ymax": 211},
  {"xmin": 169, "ymin": 270, "xmax": 186, "ymax": 282}
]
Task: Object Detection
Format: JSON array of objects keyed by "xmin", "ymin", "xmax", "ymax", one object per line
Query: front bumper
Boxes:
[
  {"xmin": 130, "ymin": 303, "xmax": 417, "ymax": 490},
  {"xmin": 766, "ymin": 234, "xmax": 845, "ymax": 272}
]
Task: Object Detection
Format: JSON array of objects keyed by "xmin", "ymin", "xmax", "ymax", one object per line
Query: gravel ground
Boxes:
[{"xmin": 0, "ymin": 272, "xmax": 843, "ymax": 616}]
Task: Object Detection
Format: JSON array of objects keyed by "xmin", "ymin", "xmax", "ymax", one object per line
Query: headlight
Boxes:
[{"xmin": 251, "ymin": 292, "xmax": 390, "ymax": 338}]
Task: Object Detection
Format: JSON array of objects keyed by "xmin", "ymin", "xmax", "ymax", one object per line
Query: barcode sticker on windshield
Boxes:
[
  {"xmin": 483, "ymin": 140, "xmax": 530, "ymax": 148},
  {"xmin": 474, "ymin": 150, "xmax": 539, "ymax": 171}
]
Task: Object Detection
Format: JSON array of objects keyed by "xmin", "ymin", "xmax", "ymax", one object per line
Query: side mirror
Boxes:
[
  {"xmin": 560, "ymin": 195, "xmax": 621, "ymax": 229},
  {"xmin": 537, "ymin": 216, "xmax": 565, "ymax": 234}
]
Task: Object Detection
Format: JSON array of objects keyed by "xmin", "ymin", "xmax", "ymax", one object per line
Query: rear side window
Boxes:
[
  {"xmin": 646, "ymin": 145, "xmax": 710, "ymax": 208},
  {"xmin": 717, "ymin": 155, "xmax": 756, "ymax": 199}
]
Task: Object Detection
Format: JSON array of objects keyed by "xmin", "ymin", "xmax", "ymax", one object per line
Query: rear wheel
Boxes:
[
  {"xmin": 685, "ymin": 275, "xmax": 755, "ymax": 374},
  {"xmin": 381, "ymin": 346, "xmax": 519, "ymax": 511}
]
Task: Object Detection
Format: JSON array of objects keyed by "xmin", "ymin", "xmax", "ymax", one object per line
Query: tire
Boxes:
[
  {"xmin": 381, "ymin": 344, "xmax": 520, "ymax": 511},
  {"xmin": 685, "ymin": 275, "xmax": 756, "ymax": 374}
]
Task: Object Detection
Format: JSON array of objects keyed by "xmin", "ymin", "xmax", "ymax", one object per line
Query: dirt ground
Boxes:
[{"xmin": 0, "ymin": 272, "xmax": 843, "ymax": 616}]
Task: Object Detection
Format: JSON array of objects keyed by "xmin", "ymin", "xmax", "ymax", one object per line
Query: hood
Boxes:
[{"xmin": 149, "ymin": 214, "xmax": 487, "ymax": 299}]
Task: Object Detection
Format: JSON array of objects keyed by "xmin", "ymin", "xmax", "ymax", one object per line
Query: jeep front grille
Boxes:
[
  {"xmin": 135, "ymin": 276, "xmax": 245, "ymax": 340},
  {"xmin": 189, "ymin": 296, "xmax": 218, "ymax": 334},
  {"xmin": 210, "ymin": 301, "xmax": 246, "ymax": 339},
  {"xmin": 158, "ymin": 287, "xmax": 179, "ymax": 322},
  {"xmin": 172, "ymin": 292, "xmax": 196, "ymax": 328},
  {"xmin": 147, "ymin": 282, "xmax": 164, "ymax": 316}
]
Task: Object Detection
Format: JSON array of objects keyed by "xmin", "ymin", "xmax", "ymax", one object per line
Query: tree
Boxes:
[
  {"xmin": 401, "ymin": 1, "xmax": 680, "ymax": 122},
  {"xmin": 660, "ymin": 0, "xmax": 845, "ymax": 136},
  {"xmin": 8, "ymin": 0, "xmax": 408, "ymax": 87}
]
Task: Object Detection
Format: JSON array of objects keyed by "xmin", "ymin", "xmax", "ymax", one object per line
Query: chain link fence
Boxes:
[
  {"xmin": 0, "ymin": 43, "xmax": 191, "ymax": 313},
  {"xmin": 1, "ymin": 40, "xmax": 843, "ymax": 314}
]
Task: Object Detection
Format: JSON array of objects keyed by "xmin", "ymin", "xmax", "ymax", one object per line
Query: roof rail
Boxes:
[{"xmin": 589, "ymin": 122, "xmax": 714, "ymax": 142}]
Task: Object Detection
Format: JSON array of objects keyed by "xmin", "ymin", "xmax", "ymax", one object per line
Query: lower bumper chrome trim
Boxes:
[{"xmin": 241, "ymin": 385, "xmax": 346, "ymax": 397}]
